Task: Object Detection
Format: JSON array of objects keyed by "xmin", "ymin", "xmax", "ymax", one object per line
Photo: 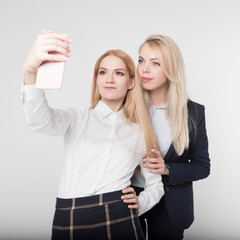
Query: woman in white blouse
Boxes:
[{"xmin": 22, "ymin": 31, "xmax": 164, "ymax": 240}]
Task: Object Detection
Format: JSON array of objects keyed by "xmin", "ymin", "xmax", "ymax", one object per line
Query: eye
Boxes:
[
  {"xmin": 138, "ymin": 59, "xmax": 143, "ymax": 64},
  {"xmin": 98, "ymin": 70, "xmax": 106, "ymax": 75},
  {"xmin": 116, "ymin": 71, "xmax": 124, "ymax": 76},
  {"xmin": 153, "ymin": 62, "xmax": 160, "ymax": 66}
]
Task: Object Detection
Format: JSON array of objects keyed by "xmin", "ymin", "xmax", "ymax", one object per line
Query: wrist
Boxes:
[{"xmin": 23, "ymin": 71, "xmax": 37, "ymax": 85}]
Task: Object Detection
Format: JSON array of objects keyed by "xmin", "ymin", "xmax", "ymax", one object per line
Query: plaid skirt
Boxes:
[{"xmin": 51, "ymin": 190, "xmax": 145, "ymax": 240}]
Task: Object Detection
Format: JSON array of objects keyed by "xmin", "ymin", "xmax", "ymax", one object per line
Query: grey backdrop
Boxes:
[{"xmin": 0, "ymin": 0, "xmax": 239, "ymax": 239}]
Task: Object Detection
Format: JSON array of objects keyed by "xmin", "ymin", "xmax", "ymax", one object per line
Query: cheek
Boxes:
[
  {"xmin": 154, "ymin": 69, "xmax": 166, "ymax": 80},
  {"xmin": 117, "ymin": 79, "xmax": 131, "ymax": 93},
  {"xmin": 96, "ymin": 76, "xmax": 104, "ymax": 87}
]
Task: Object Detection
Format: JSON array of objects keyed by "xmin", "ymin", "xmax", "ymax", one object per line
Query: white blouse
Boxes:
[{"xmin": 21, "ymin": 84, "xmax": 164, "ymax": 216}]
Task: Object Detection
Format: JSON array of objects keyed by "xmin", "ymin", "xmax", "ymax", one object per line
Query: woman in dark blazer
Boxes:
[{"xmin": 132, "ymin": 35, "xmax": 210, "ymax": 240}]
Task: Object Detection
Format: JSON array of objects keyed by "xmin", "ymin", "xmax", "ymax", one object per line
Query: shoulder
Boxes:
[
  {"xmin": 65, "ymin": 106, "xmax": 89, "ymax": 118},
  {"xmin": 62, "ymin": 107, "xmax": 90, "ymax": 131},
  {"xmin": 187, "ymin": 99, "xmax": 205, "ymax": 121}
]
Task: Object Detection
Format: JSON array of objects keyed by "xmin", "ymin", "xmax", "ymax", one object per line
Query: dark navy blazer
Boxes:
[
  {"xmin": 161, "ymin": 100, "xmax": 210, "ymax": 230},
  {"xmin": 135, "ymin": 100, "xmax": 210, "ymax": 230}
]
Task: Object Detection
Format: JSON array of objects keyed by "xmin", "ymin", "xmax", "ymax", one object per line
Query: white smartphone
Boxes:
[{"xmin": 36, "ymin": 57, "xmax": 65, "ymax": 90}]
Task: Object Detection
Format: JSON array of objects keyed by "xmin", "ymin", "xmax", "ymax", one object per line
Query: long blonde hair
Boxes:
[
  {"xmin": 139, "ymin": 35, "xmax": 189, "ymax": 155},
  {"xmin": 91, "ymin": 49, "xmax": 159, "ymax": 156}
]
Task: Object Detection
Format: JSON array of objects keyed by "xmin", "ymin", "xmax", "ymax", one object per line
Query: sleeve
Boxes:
[
  {"xmin": 167, "ymin": 104, "xmax": 211, "ymax": 184},
  {"xmin": 137, "ymin": 161, "xmax": 164, "ymax": 216},
  {"xmin": 21, "ymin": 84, "xmax": 82, "ymax": 136}
]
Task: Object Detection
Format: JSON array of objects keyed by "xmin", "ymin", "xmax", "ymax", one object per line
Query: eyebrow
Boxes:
[
  {"xmin": 138, "ymin": 56, "xmax": 160, "ymax": 61},
  {"xmin": 99, "ymin": 67, "xmax": 126, "ymax": 72}
]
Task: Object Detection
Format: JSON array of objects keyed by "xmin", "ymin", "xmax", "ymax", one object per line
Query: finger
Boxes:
[
  {"xmin": 151, "ymin": 148, "xmax": 163, "ymax": 157},
  {"xmin": 122, "ymin": 186, "xmax": 134, "ymax": 194},
  {"xmin": 48, "ymin": 32, "xmax": 72, "ymax": 43},
  {"xmin": 143, "ymin": 157, "xmax": 161, "ymax": 164},
  {"xmin": 121, "ymin": 193, "xmax": 135, "ymax": 200},
  {"xmin": 44, "ymin": 53, "xmax": 69, "ymax": 62},
  {"xmin": 148, "ymin": 168, "xmax": 164, "ymax": 174},
  {"xmin": 41, "ymin": 30, "xmax": 54, "ymax": 34},
  {"xmin": 144, "ymin": 163, "xmax": 162, "ymax": 170},
  {"xmin": 38, "ymin": 32, "xmax": 72, "ymax": 44},
  {"xmin": 128, "ymin": 204, "xmax": 140, "ymax": 209},
  {"xmin": 43, "ymin": 38, "xmax": 70, "ymax": 51},
  {"xmin": 123, "ymin": 198, "xmax": 137, "ymax": 204},
  {"xmin": 43, "ymin": 45, "xmax": 70, "ymax": 57}
]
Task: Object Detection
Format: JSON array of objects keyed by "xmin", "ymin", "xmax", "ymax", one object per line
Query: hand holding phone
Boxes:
[{"xmin": 23, "ymin": 31, "xmax": 71, "ymax": 88}]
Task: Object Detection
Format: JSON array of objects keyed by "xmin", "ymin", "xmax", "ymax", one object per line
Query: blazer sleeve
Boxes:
[{"xmin": 167, "ymin": 102, "xmax": 210, "ymax": 184}]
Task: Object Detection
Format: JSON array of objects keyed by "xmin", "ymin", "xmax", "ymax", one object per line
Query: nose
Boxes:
[
  {"xmin": 142, "ymin": 63, "xmax": 151, "ymax": 74},
  {"xmin": 106, "ymin": 73, "xmax": 115, "ymax": 83}
]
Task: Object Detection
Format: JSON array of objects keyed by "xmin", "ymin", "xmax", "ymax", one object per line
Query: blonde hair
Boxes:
[
  {"xmin": 139, "ymin": 35, "xmax": 189, "ymax": 155},
  {"xmin": 91, "ymin": 49, "xmax": 159, "ymax": 156}
]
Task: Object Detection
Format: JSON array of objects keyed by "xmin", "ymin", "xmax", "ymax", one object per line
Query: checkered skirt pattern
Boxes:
[{"xmin": 51, "ymin": 190, "xmax": 145, "ymax": 240}]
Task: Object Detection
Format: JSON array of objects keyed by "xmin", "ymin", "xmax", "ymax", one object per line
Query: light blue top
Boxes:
[{"xmin": 149, "ymin": 104, "xmax": 172, "ymax": 158}]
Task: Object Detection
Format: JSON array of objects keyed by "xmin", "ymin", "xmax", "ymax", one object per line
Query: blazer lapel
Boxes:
[{"xmin": 164, "ymin": 144, "xmax": 175, "ymax": 162}]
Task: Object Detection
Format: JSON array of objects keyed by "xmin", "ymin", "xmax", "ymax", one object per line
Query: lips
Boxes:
[
  {"xmin": 141, "ymin": 77, "xmax": 153, "ymax": 83},
  {"xmin": 104, "ymin": 87, "xmax": 116, "ymax": 90}
]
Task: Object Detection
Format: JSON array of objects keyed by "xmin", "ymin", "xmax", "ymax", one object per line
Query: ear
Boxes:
[{"xmin": 128, "ymin": 78, "xmax": 135, "ymax": 90}]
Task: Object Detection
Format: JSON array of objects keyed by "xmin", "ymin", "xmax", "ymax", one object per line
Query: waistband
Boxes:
[{"xmin": 55, "ymin": 190, "xmax": 123, "ymax": 210}]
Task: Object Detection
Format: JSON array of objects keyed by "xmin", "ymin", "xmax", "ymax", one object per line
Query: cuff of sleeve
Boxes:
[
  {"xmin": 137, "ymin": 194, "xmax": 145, "ymax": 216},
  {"xmin": 21, "ymin": 83, "xmax": 45, "ymax": 103}
]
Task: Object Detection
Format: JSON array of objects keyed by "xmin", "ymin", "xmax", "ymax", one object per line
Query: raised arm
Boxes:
[{"xmin": 22, "ymin": 31, "xmax": 82, "ymax": 137}]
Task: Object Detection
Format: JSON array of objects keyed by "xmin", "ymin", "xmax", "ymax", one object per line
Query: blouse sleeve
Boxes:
[
  {"xmin": 21, "ymin": 84, "xmax": 83, "ymax": 137},
  {"xmin": 137, "ymin": 162, "xmax": 164, "ymax": 216}
]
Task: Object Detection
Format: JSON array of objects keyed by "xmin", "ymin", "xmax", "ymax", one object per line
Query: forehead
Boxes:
[
  {"xmin": 139, "ymin": 44, "xmax": 161, "ymax": 59},
  {"xmin": 99, "ymin": 55, "xmax": 127, "ymax": 70}
]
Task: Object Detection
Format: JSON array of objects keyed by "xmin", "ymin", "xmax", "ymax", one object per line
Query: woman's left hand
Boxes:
[
  {"xmin": 121, "ymin": 186, "xmax": 140, "ymax": 211},
  {"xmin": 143, "ymin": 149, "xmax": 169, "ymax": 175}
]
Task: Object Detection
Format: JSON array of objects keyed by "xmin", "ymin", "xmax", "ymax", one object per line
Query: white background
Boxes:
[{"xmin": 0, "ymin": 0, "xmax": 239, "ymax": 239}]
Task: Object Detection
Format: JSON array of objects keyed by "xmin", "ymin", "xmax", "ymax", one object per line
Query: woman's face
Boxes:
[
  {"xmin": 137, "ymin": 43, "xmax": 168, "ymax": 92},
  {"xmin": 96, "ymin": 55, "xmax": 135, "ymax": 108}
]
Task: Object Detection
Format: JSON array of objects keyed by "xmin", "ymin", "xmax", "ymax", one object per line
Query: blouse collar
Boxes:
[{"xmin": 94, "ymin": 100, "xmax": 124, "ymax": 121}]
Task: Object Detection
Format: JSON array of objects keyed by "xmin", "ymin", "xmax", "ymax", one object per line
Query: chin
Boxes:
[{"xmin": 142, "ymin": 84, "xmax": 155, "ymax": 91}]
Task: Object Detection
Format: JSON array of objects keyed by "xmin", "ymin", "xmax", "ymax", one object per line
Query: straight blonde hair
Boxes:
[
  {"xmin": 139, "ymin": 35, "xmax": 189, "ymax": 155},
  {"xmin": 91, "ymin": 49, "xmax": 159, "ymax": 157}
]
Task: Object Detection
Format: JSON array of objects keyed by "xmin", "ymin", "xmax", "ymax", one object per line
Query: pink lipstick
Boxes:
[{"xmin": 141, "ymin": 77, "xmax": 153, "ymax": 83}]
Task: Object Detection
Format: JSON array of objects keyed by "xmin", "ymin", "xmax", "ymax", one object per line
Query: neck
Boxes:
[
  {"xmin": 101, "ymin": 99, "xmax": 123, "ymax": 112},
  {"xmin": 149, "ymin": 85, "xmax": 168, "ymax": 108}
]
